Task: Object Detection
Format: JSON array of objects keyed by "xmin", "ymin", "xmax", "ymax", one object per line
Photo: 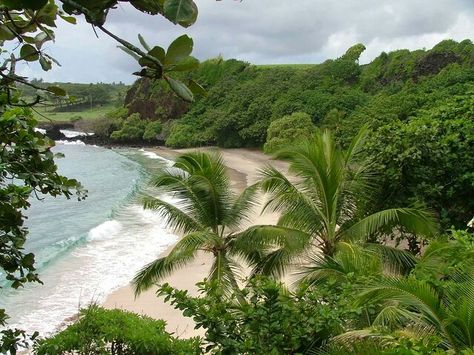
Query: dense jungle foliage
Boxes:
[
  {"xmin": 44, "ymin": 146, "xmax": 474, "ymax": 354},
  {"xmin": 116, "ymin": 39, "xmax": 474, "ymax": 229}
]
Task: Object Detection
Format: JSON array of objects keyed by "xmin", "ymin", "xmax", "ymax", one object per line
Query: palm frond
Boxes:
[
  {"xmin": 208, "ymin": 252, "xmax": 242, "ymax": 294},
  {"xmin": 142, "ymin": 194, "xmax": 203, "ymax": 233},
  {"xmin": 364, "ymin": 243, "xmax": 417, "ymax": 275},
  {"xmin": 343, "ymin": 124, "xmax": 368, "ymax": 166},
  {"xmin": 150, "ymin": 169, "xmax": 213, "ymax": 225},
  {"xmin": 251, "ymin": 248, "xmax": 298, "ymax": 279},
  {"xmin": 372, "ymin": 305, "xmax": 421, "ymax": 329},
  {"xmin": 445, "ymin": 278, "xmax": 474, "ymax": 348},
  {"xmin": 342, "ymin": 207, "xmax": 438, "ymax": 243},
  {"xmin": 223, "ymin": 183, "xmax": 260, "ymax": 230},
  {"xmin": 357, "ymin": 277, "xmax": 454, "ymax": 344},
  {"xmin": 259, "ymin": 165, "xmax": 326, "ymax": 234},
  {"xmin": 296, "ymin": 253, "xmax": 348, "ymax": 286},
  {"xmin": 132, "ymin": 232, "xmax": 210, "ymax": 295},
  {"xmin": 331, "ymin": 329, "xmax": 395, "ymax": 348},
  {"xmin": 176, "ymin": 152, "xmax": 233, "ymax": 228},
  {"xmin": 230, "ymin": 225, "xmax": 311, "ymax": 269},
  {"xmin": 414, "ymin": 239, "xmax": 462, "ymax": 276},
  {"xmin": 297, "ymin": 243, "xmax": 381, "ymax": 286}
]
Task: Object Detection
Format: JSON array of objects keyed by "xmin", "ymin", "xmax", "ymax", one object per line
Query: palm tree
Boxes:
[
  {"xmin": 132, "ymin": 151, "xmax": 299, "ymax": 295},
  {"xmin": 255, "ymin": 127, "xmax": 437, "ymax": 279},
  {"xmin": 354, "ymin": 276, "xmax": 474, "ymax": 351}
]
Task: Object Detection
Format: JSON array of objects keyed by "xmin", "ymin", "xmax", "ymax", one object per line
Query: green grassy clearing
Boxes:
[{"xmin": 33, "ymin": 105, "xmax": 115, "ymax": 122}]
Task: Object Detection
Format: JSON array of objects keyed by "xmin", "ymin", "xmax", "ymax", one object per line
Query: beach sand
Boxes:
[{"xmin": 103, "ymin": 148, "xmax": 288, "ymax": 338}]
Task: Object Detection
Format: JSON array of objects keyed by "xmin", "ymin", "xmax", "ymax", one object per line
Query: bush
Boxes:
[
  {"xmin": 35, "ymin": 305, "xmax": 200, "ymax": 355},
  {"xmin": 166, "ymin": 122, "xmax": 203, "ymax": 148},
  {"xmin": 365, "ymin": 92, "xmax": 474, "ymax": 228},
  {"xmin": 110, "ymin": 113, "xmax": 146, "ymax": 142},
  {"xmin": 159, "ymin": 277, "xmax": 363, "ymax": 354},
  {"xmin": 264, "ymin": 112, "xmax": 316, "ymax": 153},
  {"xmin": 143, "ymin": 121, "xmax": 163, "ymax": 142}
]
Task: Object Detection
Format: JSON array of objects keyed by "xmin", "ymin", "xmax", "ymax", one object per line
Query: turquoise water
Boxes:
[{"xmin": 0, "ymin": 142, "xmax": 178, "ymax": 335}]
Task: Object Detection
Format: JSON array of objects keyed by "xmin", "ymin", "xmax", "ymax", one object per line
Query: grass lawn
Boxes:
[{"xmin": 33, "ymin": 105, "xmax": 115, "ymax": 122}]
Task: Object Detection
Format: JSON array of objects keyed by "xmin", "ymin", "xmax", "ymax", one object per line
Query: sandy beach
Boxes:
[{"xmin": 103, "ymin": 147, "xmax": 288, "ymax": 338}]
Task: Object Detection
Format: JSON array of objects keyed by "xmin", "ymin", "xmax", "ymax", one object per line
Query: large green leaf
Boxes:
[
  {"xmin": 59, "ymin": 14, "xmax": 77, "ymax": 24},
  {"xmin": 138, "ymin": 34, "xmax": 150, "ymax": 51},
  {"xmin": 163, "ymin": 0, "xmax": 198, "ymax": 27},
  {"xmin": 165, "ymin": 76, "xmax": 194, "ymax": 102},
  {"xmin": 165, "ymin": 34, "xmax": 193, "ymax": 65},
  {"xmin": 0, "ymin": 25, "xmax": 15, "ymax": 41},
  {"xmin": 117, "ymin": 45, "xmax": 141, "ymax": 61},
  {"xmin": 148, "ymin": 46, "xmax": 166, "ymax": 64},
  {"xmin": 129, "ymin": 0, "xmax": 165, "ymax": 15},
  {"xmin": 39, "ymin": 56, "xmax": 52, "ymax": 71},
  {"xmin": 168, "ymin": 56, "xmax": 199, "ymax": 72},
  {"xmin": 138, "ymin": 56, "xmax": 156, "ymax": 67},
  {"xmin": 188, "ymin": 79, "xmax": 207, "ymax": 97},
  {"xmin": 20, "ymin": 44, "xmax": 39, "ymax": 62},
  {"xmin": 36, "ymin": 1, "xmax": 58, "ymax": 27}
]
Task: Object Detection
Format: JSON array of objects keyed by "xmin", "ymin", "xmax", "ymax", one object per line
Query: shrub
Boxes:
[
  {"xmin": 143, "ymin": 121, "xmax": 163, "ymax": 142},
  {"xmin": 166, "ymin": 122, "xmax": 202, "ymax": 148},
  {"xmin": 263, "ymin": 112, "xmax": 316, "ymax": 153},
  {"xmin": 110, "ymin": 113, "xmax": 146, "ymax": 142},
  {"xmin": 159, "ymin": 277, "xmax": 363, "ymax": 354},
  {"xmin": 35, "ymin": 305, "xmax": 200, "ymax": 355}
]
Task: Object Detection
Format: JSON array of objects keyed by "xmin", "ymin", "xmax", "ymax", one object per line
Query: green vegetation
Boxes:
[
  {"xmin": 33, "ymin": 104, "xmax": 116, "ymax": 122},
  {"xmin": 161, "ymin": 40, "xmax": 473, "ymax": 152},
  {"xmin": 0, "ymin": 106, "xmax": 85, "ymax": 352},
  {"xmin": 121, "ymin": 39, "xmax": 473, "ymax": 229},
  {"xmin": 133, "ymin": 152, "xmax": 274, "ymax": 295},
  {"xmin": 35, "ymin": 305, "xmax": 200, "ymax": 354},
  {"xmin": 0, "ymin": 0, "xmax": 209, "ymax": 352},
  {"xmin": 259, "ymin": 128, "xmax": 436, "ymax": 260},
  {"xmin": 1, "ymin": 0, "xmax": 473, "ymax": 354},
  {"xmin": 125, "ymin": 139, "xmax": 470, "ymax": 354},
  {"xmin": 22, "ymin": 81, "xmax": 128, "ymax": 115},
  {"xmin": 159, "ymin": 277, "xmax": 361, "ymax": 354},
  {"xmin": 365, "ymin": 92, "xmax": 474, "ymax": 229},
  {"xmin": 263, "ymin": 112, "xmax": 316, "ymax": 153}
]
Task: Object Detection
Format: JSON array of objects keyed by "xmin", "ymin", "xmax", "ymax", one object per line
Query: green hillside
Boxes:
[{"xmin": 119, "ymin": 39, "xmax": 474, "ymax": 229}]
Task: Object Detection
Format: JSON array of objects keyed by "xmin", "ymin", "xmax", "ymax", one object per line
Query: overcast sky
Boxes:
[{"xmin": 17, "ymin": 0, "xmax": 474, "ymax": 84}]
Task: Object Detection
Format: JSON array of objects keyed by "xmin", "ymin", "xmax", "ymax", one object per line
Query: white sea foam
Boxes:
[
  {"xmin": 6, "ymin": 202, "xmax": 178, "ymax": 336},
  {"xmin": 2, "ymin": 147, "xmax": 181, "ymax": 338},
  {"xmin": 60, "ymin": 129, "xmax": 93, "ymax": 138},
  {"xmin": 140, "ymin": 149, "xmax": 174, "ymax": 167},
  {"xmin": 87, "ymin": 220, "xmax": 122, "ymax": 241},
  {"xmin": 56, "ymin": 140, "xmax": 86, "ymax": 145}
]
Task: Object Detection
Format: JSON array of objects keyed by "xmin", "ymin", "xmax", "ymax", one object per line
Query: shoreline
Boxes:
[{"xmin": 103, "ymin": 146, "xmax": 288, "ymax": 338}]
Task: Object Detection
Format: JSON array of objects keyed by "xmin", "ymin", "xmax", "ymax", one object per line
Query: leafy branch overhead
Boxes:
[
  {"xmin": 0, "ymin": 0, "xmax": 206, "ymax": 103},
  {"xmin": 119, "ymin": 33, "xmax": 205, "ymax": 102}
]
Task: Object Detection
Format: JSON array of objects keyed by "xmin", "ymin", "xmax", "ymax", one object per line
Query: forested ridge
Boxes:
[
  {"xmin": 119, "ymin": 39, "xmax": 474, "ymax": 229},
  {"xmin": 123, "ymin": 39, "xmax": 473, "ymax": 148}
]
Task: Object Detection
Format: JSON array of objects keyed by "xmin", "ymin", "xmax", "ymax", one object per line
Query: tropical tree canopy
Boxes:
[
  {"xmin": 255, "ymin": 127, "xmax": 438, "ymax": 280},
  {"xmin": 133, "ymin": 152, "xmax": 268, "ymax": 295}
]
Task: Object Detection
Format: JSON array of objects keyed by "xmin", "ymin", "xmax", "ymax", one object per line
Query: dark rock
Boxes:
[{"xmin": 45, "ymin": 126, "xmax": 66, "ymax": 140}]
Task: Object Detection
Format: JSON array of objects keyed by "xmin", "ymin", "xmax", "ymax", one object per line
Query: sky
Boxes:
[{"xmin": 17, "ymin": 0, "xmax": 474, "ymax": 84}]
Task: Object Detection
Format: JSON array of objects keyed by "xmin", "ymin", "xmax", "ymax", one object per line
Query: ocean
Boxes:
[{"xmin": 0, "ymin": 136, "xmax": 178, "ymax": 336}]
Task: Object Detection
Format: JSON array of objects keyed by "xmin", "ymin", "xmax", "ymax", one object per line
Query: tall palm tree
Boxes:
[
  {"xmin": 132, "ymin": 151, "xmax": 299, "ymax": 295},
  {"xmin": 255, "ymin": 127, "xmax": 437, "ymax": 279}
]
